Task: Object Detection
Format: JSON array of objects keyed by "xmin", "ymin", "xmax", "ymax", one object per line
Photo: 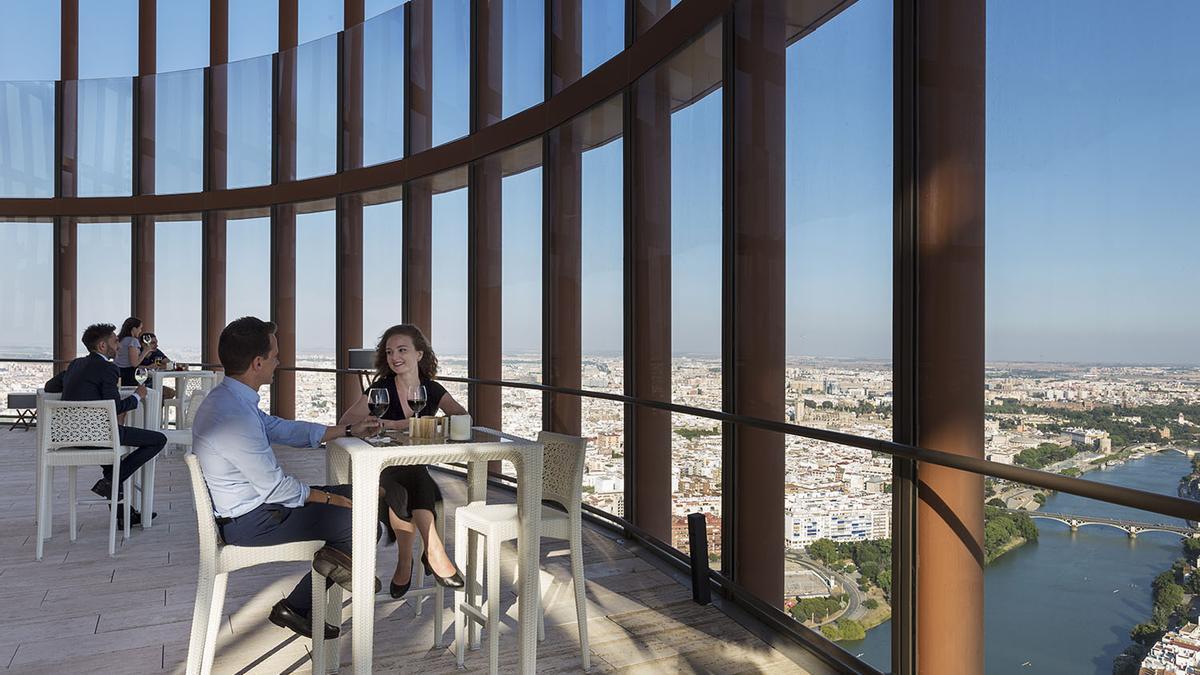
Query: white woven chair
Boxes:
[
  {"xmin": 34, "ymin": 389, "xmax": 61, "ymax": 540},
  {"xmin": 183, "ymin": 454, "xmax": 339, "ymax": 675},
  {"xmin": 454, "ymin": 431, "xmax": 590, "ymax": 673},
  {"xmin": 161, "ymin": 372, "xmax": 223, "ymax": 430},
  {"xmin": 35, "ymin": 399, "xmax": 133, "ymax": 559}
]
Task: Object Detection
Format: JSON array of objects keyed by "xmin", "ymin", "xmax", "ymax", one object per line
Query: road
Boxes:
[{"xmin": 786, "ymin": 551, "xmax": 863, "ymax": 625}]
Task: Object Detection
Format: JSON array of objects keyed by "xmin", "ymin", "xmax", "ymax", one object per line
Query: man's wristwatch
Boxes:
[{"xmin": 345, "ymin": 423, "xmax": 354, "ymax": 438}]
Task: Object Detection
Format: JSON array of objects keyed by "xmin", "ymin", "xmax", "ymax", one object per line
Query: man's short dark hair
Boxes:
[
  {"xmin": 219, "ymin": 317, "xmax": 277, "ymax": 375},
  {"xmin": 81, "ymin": 323, "xmax": 116, "ymax": 352}
]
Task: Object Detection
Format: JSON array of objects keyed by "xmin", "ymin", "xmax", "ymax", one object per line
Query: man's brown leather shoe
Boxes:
[{"xmin": 312, "ymin": 546, "xmax": 381, "ymax": 593}]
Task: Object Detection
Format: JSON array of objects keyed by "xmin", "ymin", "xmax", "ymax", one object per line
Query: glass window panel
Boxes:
[
  {"xmin": 662, "ymin": 30, "xmax": 724, "ymax": 560},
  {"xmin": 0, "ymin": 82, "xmax": 55, "ymax": 198},
  {"xmin": 502, "ymin": 0, "xmax": 544, "ymax": 119},
  {"xmin": 582, "ymin": 0, "xmax": 624, "ymax": 75},
  {"xmin": 225, "ymin": 213, "xmax": 272, "ymax": 412},
  {"xmin": 79, "ymin": 0, "xmax": 138, "ymax": 79},
  {"xmin": 229, "ymin": 0, "xmax": 279, "ymax": 63},
  {"xmin": 154, "ymin": 219, "xmax": 202, "ymax": 364},
  {"xmin": 431, "ymin": 184, "xmax": 468, "ymax": 404},
  {"xmin": 76, "ymin": 221, "xmax": 131, "ymax": 357},
  {"xmin": 0, "ymin": 221, "xmax": 53, "ymax": 420},
  {"xmin": 784, "ymin": 0, "xmax": 893, "ymax": 664},
  {"xmin": 154, "ymin": 69, "xmax": 205, "ymax": 194},
  {"xmin": 77, "ymin": 78, "xmax": 134, "ymax": 197},
  {"xmin": 296, "ymin": 34, "xmax": 338, "ymax": 179},
  {"xmin": 581, "ymin": 137, "xmax": 625, "ymax": 516},
  {"xmin": 362, "ymin": 6, "xmax": 405, "ymax": 166},
  {"xmin": 0, "ymin": 222, "xmax": 53, "ymax": 358},
  {"xmin": 299, "ymin": 0, "xmax": 343, "ymax": 44},
  {"xmin": 157, "ymin": 0, "xmax": 210, "ymax": 72},
  {"xmin": 501, "ymin": 165, "xmax": 542, "ymax": 444},
  {"xmin": 363, "ymin": 199, "xmax": 403, "ymax": 345},
  {"xmin": 432, "ymin": 0, "xmax": 469, "ymax": 146},
  {"xmin": 296, "ymin": 210, "xmax": 337, "ymax": 425},
  {"xmin": 983, "ymin": 2, "xmax": 1200, "ymax": 671},
  {"xmin": 0, "ymin": 1, "xmax": 60, "ymax": 81},
  {"xmin": 224, "ymin": 55, "xmax": 273, "ymax": 188},
  {"xmin": 366, "ymin": 0, "xmax": 406, "ymax": 21}
]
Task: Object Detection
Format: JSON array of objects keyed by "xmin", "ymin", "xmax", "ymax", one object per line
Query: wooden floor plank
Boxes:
[{"xmin": 0, "ymin": 427, "xmax": 814, "ymax": 674}]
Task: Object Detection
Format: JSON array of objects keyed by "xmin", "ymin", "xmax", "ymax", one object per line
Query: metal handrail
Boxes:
[
  {"xmin": 270, "ymin": 364, "xmax": 1200, "ymax": 523},
  {"xmin": 6, "ymin": 357, "xmax": 1197, "ymax": 521}
]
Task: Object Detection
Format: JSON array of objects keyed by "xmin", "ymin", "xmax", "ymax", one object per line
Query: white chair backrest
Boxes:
[
  {"xmin": 181, "ymin": 387, "xmax": 210, "ymax": 430},
  {"xmin": 40, "ymin": 399, "xmax": 120, "ymax": 452},
  {"xmin": 537, "ymin": 431, "xmax": 587, "ymax": 512},
  {"xmin": 184, "ymin": 454, "xmax": 222, "ymax": 553}
]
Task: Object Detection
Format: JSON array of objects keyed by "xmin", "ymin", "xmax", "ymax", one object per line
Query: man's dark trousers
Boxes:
[
  {"xmin": 112, "ymin": 426, "xmax": 167, "ymax": 484},
  {"xmin": 218, "ymin": 485, "xmax": 358, "ymax": 614}
]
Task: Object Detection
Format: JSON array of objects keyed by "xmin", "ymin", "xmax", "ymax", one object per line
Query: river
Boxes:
[{"xmin": 839, "ymin": 451, "xmax": 1193, "ymax": 674}]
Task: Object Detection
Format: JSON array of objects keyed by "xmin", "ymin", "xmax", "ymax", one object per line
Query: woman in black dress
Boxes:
[{"xmin": 338, "ymin": 324, "xmax": 467, "ymax": 597}]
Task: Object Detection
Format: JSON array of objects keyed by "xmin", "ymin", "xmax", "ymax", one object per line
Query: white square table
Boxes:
[{"xmin": 325, "ymin": 427, "xmax": 544, "ymax": 674}]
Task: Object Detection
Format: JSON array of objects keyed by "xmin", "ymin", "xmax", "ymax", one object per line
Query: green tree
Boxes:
[
  {"xmin": 863, "ymin": 598, "xmax": 879, "ymax": 610},
  {"xmin": 808, "ymin": 539, "xmax": 839, "ymax": 565},
  {"xmin": 1131, "ymin": 622, "xmax": 1165, "ymax": 646}
]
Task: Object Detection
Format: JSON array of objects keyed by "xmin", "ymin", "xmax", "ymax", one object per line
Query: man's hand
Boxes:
[
  {"xmin": 351, "ymin": 417, "xmax": 382, "ymax": 438},
  {"xmin": 309, "ymin": 488, "xmax": 352, "ymax": 508},
  {"xmin": 135, "ymin": 384, "xmax": 148, "ymax": 399}
]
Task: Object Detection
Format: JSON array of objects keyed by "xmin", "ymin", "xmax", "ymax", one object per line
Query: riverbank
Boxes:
[{"xmin": 843, "ymin": 452, "xmax": 1196, "ymax": 673}]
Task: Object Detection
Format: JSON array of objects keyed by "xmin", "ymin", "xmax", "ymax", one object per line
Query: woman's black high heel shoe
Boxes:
[
  {"xmin": 390, "ymin": 562, "xmax": 414, "ymax": 598},
  {"xmin": 421, "ymin": 552, "xmax": 465, "ymax": 588}
]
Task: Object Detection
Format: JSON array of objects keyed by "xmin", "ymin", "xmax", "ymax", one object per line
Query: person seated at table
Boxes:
[
  {"xmin": 134, "ymin": 332, "xmax": 176, "ymax": 399},
  {"xmin": 114, "ymin": 317, "xmax": 148, "ymax": 386},
  {"xmin": 338, "ymin": 323, "xmax": 467, "ymax": 598},
  {"xmin": 191, "ymin": 316, "xmax": 382, "ymax": 640},
  {"xmin": 43, "ymin": 323, "xmax": 166, "ymax": 527}
]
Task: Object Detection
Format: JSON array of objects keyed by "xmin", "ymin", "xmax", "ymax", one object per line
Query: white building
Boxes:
[
  {"xmin": 1140, "ymin": 622, "xmax": 1200, "ymax": 674},
  {"xmin": 785, "ymin": 491, "xmax": 892, "ymax": 547}
]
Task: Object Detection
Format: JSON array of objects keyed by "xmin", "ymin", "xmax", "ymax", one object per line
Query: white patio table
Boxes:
[{"xmin": 326, "ymin": 427, "xmax": 544, "ymax": 674}]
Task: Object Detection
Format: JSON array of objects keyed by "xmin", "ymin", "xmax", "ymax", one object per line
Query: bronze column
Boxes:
[
  {"xmin": 132, "ymin": 0, "xmax": 156, "ymax": 326},
  {"xmin": 469, "ymin": 0, "xmax": 504, "ymax": 470},
  {"xmin": 272, "ymin": 0, "xmax": 299, "ymax": 418},
  {"xmin": 727, "ymin": 0, "xmax": 786, "ymax": 607},
  {"xmin": 913, "ymin": 0, "xmax": 986, "ymax": 672},
  {"xmin": 202, "ymin": 0, "xmax": 229, "ymax": 367},
  {"xmin": 403, "ymin": 0, "xmax": 433, "ymax": 337},
  {"xmin": 53, "ymin": 0, "xmax": 79, "ymax": 369},
  {"xmin": 543, "ymin": 0, "xmax": 583, "ymax": 436},
  {"xmin": 336, "ymin": 0, "xmax": 365, "ymax": 416},
  {"xmin": 627, "ymin": 0, "xmax": 673, "ymax": 541}
]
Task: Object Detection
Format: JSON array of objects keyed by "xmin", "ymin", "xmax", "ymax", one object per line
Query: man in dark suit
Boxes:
[{"xmin": 45, "ymin": 323, "xmax": 167, "ymax": 526}]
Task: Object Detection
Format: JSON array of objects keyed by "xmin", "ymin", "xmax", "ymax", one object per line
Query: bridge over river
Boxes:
[{"xmin": 1004, "ymin": 508, "xmax": 1197, "ymax": 538}]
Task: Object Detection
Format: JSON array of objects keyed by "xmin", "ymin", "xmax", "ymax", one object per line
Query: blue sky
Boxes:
[{"xmin": 3, "ymin": 0, "xmax": 1200, "ymax": 365}]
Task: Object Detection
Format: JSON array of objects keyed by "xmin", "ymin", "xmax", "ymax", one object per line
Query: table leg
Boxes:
[
  {"xmin": 517, "ymin": 448, "xmax": 543, "ymax": 674},
  {"xmin": 351, "ymin": 458, "xmax": 379, "ymax": 675}
]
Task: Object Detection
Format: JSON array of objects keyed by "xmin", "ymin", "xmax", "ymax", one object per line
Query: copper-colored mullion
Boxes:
[
  {"xmin": 725, "ymin": 0, "xmax": 787, "ymax": 607},
  {"xmin": 403, "ymin": 0, "xmax": 433, "ymax": 337},
  {"xmin": 202, "ymin": 0, "xmax": 229, "ymax": 367},
  {"xmin": 543, "ymin": 0, "xmax": 583, "ymax": 436},
  {"xmin": 914, "ymin": 0, "xmax": 986, "ymax": 672},
  {"xmin": 627, "ymin": 0, "xmax": 674, "ymax": 542},
  {"xmin": 132, "ymin": 0, "xmax": 156, "ymax": 326},
  {"xmin": 272, "ymin": 3, "xmax": 299, "ymax": 418},
  {"xmin": 336, "ymin": 3, "xmax": 366, "ymax": 418},
  {"xmin": 468, "ymin": 0, "xmax": 504, "ymax": 472},
  {"xmin": 53, "ymin": 0, "xmax": 79, "ymax": 371}
]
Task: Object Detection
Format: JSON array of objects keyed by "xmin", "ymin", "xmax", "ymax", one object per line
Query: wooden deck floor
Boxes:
[{"xmin": 0, "ymin": 427, "xmax": 813, "ymax": 674}]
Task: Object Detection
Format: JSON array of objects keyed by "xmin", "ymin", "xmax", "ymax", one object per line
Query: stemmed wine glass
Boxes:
[
  {"xmin": 407, "ymin": 385, "xmax": 427, "ymax": 434},
  {"xmin": 134, "ymin": 366, "xmax": 149, "ymax": 386},
  {"xmin": 141, "ymin": 332, "xmax": 154, "ymax": 346},
  {"xmin": 367, "ymin": 387, "xmax": 390, "ymax": 441}
]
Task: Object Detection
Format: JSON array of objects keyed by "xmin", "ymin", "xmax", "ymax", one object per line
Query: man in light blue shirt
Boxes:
[{"xmin": 191, "ymin": 316, "xmax": 379, "ymax": 640}]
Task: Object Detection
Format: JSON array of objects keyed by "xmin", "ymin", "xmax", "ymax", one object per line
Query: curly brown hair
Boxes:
[{"xmin": 372, "ymin": 324, "xmax": 438, "ymax": 384}]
